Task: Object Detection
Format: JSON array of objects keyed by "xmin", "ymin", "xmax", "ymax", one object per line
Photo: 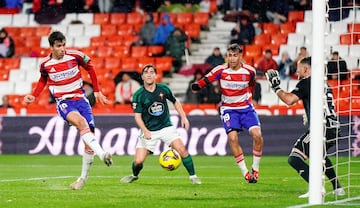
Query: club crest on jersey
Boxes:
[
  {"xmin": 50, "ymin": 67, "xmax": 56, "ymax": 72},
  {"xmin": 159, "ymin": 92, "xmax": 164, "ymax": 100},
  {"xmin": 242, "ymin": 75, "xmax": 246, "ymax": 81},
  {"xmin": 148, "ymin": 102, "xmax": 164, "ymax": 116}
]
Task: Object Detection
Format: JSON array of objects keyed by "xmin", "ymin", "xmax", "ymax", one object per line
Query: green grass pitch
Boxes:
[{"xmin": 0, "ymin": 155, "xmax": 359, "ymax": 208}]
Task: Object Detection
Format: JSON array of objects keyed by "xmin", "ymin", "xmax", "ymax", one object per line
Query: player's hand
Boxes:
[
  {"xmin": 181, "ymin": 117, "xmax": 190, "ymax": 130},
  {"xmin": 302, "ymin": 114, "xmax": 308, "ymax": 126},
  {"xmin": 94, "ymin": 91, "xmax": 111, "ymax": 105},
  {"xmin": 23, "ymin": 95, "xmax": 35, "ymax": 104},
  {"xmin": 143, "ymin": 130, "xmax": 151, "ymax": 140},
  {"xmin": 191, "ymin": 83, "xmax": 201, "ymax": 92},
  {"xmin": 265, "ymin": 69, "xmax": 281, "ymax": 93}
]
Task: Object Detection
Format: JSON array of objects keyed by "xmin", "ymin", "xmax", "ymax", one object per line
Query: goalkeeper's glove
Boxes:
[
  {"xmin": 265, "ymin": 69, "xmax": 281, "ymax": 93},
  {"xmin": 191, "ymin": 83, "xmax": 201, "ymax": 91}
]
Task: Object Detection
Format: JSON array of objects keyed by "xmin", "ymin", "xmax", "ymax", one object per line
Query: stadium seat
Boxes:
[
  {"xmin": 287, "ymin": 10, "xmax": 304, "ymax": 24},
  {"xmin": 51, "ymin": 24, "xmax": 68, "ymax": 35},
  {"xmin": 287, "ymin": 33, "xmax": 305, "ymax": 46},
  {"xmin": 117, "ymin": 24, "xmax": 134, "ymax": 36},
  {"xmin": 343, "ymin": 56, "xmax": 359, "ymax": 69},
  {"xmin": 244, "ymin": 45, "xmax": 262, "ymax": 58},
  {"xmin": 147, "ymin": 45, "xmax": 164, "ymax": 56},
  {"xmin": 279, "ymin": 22, "xmax": 295, "ymax": 35},
  {"xmin": 120, "ymin": 57, "xmax": 138, "ymax": 71},
  {"xmin": 24, "ymin": 36, "xmax": 41, "ymax": 48},
  {"xmin": 15, "ymin": 46, "xmax": 31, "ymax": 57},
  {"xmin": 304, "ymin": 33, "xmax": 312, "ymax": 45},
  {"xmin": 347, "ymin": 23, "xmax": 360, "ymax": 33},
  {"xmin": 151, "ymin": 12, "xmax": 160, "ymax": 25},
  {"xmin": 4, "ymin": 26, "xmax": 20, "ymax": 37},
  {"xmin": 81, "ymin": 46, "xmax": 97, "ymax": 58},
  {"xmin": 9, "ymin": 69, "xmax": 26, "ymax": 82},
  {"xmin": 14, "ymin": 81, "xmax": 33, "ymax": 94},
  {"xmin": 107, "ymin": 36, "xmax": 123, "ymax": 47},
  {"xmin": 271, "ymin": 33, "xmax": 288, "ymax": 46},
  {"xmin": 104, "ymin": 57, "xmax": 121, "ymax": 70},
  {"xmin": 91, "ymin": 57, "xmax": 105, "ymax": 69},
  {"xmin": 112, "ymin": 45, "xmax": 130, "ymax": 58},
  {"xmin": 262, "ymin": 44, "xmax": 280, "ymax": 56},
  {"xmin": 184, "ymin": 23, "xmax": 201, "ymax": 39},
  {"xmin": 101, "ymin": 24, "xmax": 117, "ymax": 36},
  {"xmin": 279, "ymin": 44, "xmax": 297, "ymax": 59},
  {"xmin": 330, "ymin": 22, "xmax": 348, "ymax": 34},
  {"xmin": 110, "ymin": 13, "xmax": 126, "ymax": 25},
  {"xmin": 77, "ymin": 13, "xmax": 94, "ymax": 25},
  {"xmin": 131, "ymin": 46, "xmax": 148, "ymax": 58},
  {"xmin": 193, "ymin": 12, "xmax": 209, "ymax": 27},
  {"xmin": 0, "ymin": 70, "xmax": 9, "ymax": 81},
  {"xmin": 90, "ymin": 36, "xmax": 107, "ymax": 47},
  {"xmin": 138, "ymin": 57, "xmax": 155, "ymax": 73},
  {"xmin": 96, "ymin": 46, "xmax": 113, "ymax": 58},
  {"xmin": 176, "ymin": 12, "xmax": 193, "ymax": 26},
  {"xmin": 40, "ymin": 36, "xmax": 49, "ymax": 48},
  {"xmin": 0, "ymin": 81, "xmax": 15, "ymax": 94},
  {"xmin": 295, "ymin": 22, "xmax": 312, "ymax": 35},
  {"xmin": 349, "ymin": 45, "xmax": 360, "ymax": 57},
  {"xmin": 126, "ymin": 12, "xmax": 143, "ymax": 25},
  {"xmin": 7, "ymin": 94, "xmax": 23, "ymax": 108},
  {"xmin": 28, "ymin": 13, "xmax": 39, "ymax": 26},
  {"xmin": 3, "ymin": 58, "xmax": 20, "ymax": 71},
  {"xmin": 25, "ymin": 70, "xmax": 40, "ymax": 82},
  {"xmin": 155, "ymin": 57, "xmax": 173, "ymax": 73},
  {"xmin": 12, "ymin": 14, "xmax": 29, "ymax": 26},
  {"xmin": 304, "ymin": 10, "xmax": 312, "ymax": 22},
  {"xmin": 93, "ymin": 13, "xmax": 110, "ymax": 25},
  {"xmin": 30, "ymin": 47, "xmax": 50, "ymax": 58},
  {"xmin": 253, "ymin": 33, "xmax": 271, "ymax": 46},
  {"xmin": 67, "ymin": 24, "xmax": 84, "ymax": 37},
  {"xmin": 35, "ymin": 26, "xmax": 51, "ymax": 37},
  {"xmin": 0, "ymin": 14, "xmax": 12, "ymax": 27},
  {"xmin": 330, "ymin": 45, "xmax": 349, "ymax": 57},
  {"xmin": 19, "ymin": 27, "xmax": 36, "ymax": 37},
  {"xmin": 84, "ymin": 24, "xmax": 101, "ymax": 37},
  {"xmin": 325, "ymin": 33, "xmax": 340, "ymax": 46},
  {"xmin": 262, "ymin": 23, "xmax": 279, "ymax": 35},
  {"xmin": 340, "ymin": 34, "xmax": 356, "ymax": 45},
  {"xmin": 73, "ymin": 36, "xmax": 91, "ymax": 48}
]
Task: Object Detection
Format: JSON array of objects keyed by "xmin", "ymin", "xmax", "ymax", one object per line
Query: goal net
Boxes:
[{"xmin": 320, "ymin": 0, "xmax": 360, "ymax": 205}]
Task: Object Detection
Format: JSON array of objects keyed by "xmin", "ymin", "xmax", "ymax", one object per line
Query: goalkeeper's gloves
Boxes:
[
  {"xmin": 191, "ymin": 83, "xmax": 201, "ymax": 91},
  {"xmin": 265, "ymin": 69, "xmax": 281, "ymax": 93}
]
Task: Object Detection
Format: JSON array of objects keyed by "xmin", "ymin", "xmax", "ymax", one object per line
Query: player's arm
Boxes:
[
  {"xmin": 82, "ymin": 57, "xmax": 110, "ymax": 105},
  {"xmin": 265, "ymin": 69, "xmax": 300, "ymax": 105},
  {"xmin": 24, "ymin": 75, "xmax": 47, "ymax": 104},
  {"xmin": 134, "ymin": 112, "xmax": 151, "ymax": 140},
  {"xmin": 191, "ymin": 65, "xmax": 223, "ymax": 92},
  {"xmin": 173, "ymin": 99, "xmax": 190, "ymax": 130}
]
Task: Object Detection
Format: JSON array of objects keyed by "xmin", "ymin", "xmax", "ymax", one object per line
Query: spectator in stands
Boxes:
[
  {"xmin": 63, "ymin": 0, "xmax": 99, "ymax": 13},
  {"xmin": 230, "ymin": 15, "xmax": 255, "ymax": 46},
  {"xmin": 33, "ymin": 0, "xmax": 66, "ymax": 24},
  {"xmin": 199, "ymin": 0, "xmax": 210, "ymax": 12},
  {"xmin": 115, "ymin": 72, "xmax": 141, "ymax": 104},
  {"xmin": 293, "ymin": 46, "xmax": 309, "ymax": 71},
  {"xmin": 0, "ymin": 28, "xmax": 15, "ymax": 58},
  {"xmin": 164, "ymin": 27, "xmax": 188, "ymax": 73},
  {"xmin": 3, "ymin": 0, "xmax": 22, "ymax": 9},
  {"xmin": 327, "ymin": 51, "xmax": 348, "ymax": 81},
  {"xmin": 185, "ymin": 68, "xmax": 205, "ymax": 104},
  {"xmin": 256, "ymin": 49, "xmax": 278, "ymax": 77},
  {"xmin": 288, "ymin": 0, "xmax": 311, "ymax": 10},
  {"xmin": 266, "ymin": 0, "xmax": 289, "ymax": 24},
  {"xmin": 111, "ymin": 0, "xmax": 135, "ymax": 13},
  {"xmin": 230, "ymin": 0, "xmax": 243, "ymax": 11},
  {"xmin": 278, "ymin": 51, "xmax": 295, "ymax": 80},
  {"xmin": 153, "ymin": 13, "xmax": 175, "ymax": 45},
  {"xmin": 0, "ymin": 95, "xmax": 13, "ymax": 108},
  {"xmin": 97, "ymin": 0, "xmax": 112, "ymax": 12},
  {"xmin": 133, "ymin": 13, "xmax": 157, "ymax": 46},
  {"xmin": 247, "ymin": 0, "xmax": 269, "ymax": 23},
  {"xmin": 205, "ymin": 47, "xmax": 225, "ymax": 67}
]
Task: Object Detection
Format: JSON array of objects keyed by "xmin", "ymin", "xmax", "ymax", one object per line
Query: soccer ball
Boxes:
[{"xmin": 159, "ymin": 149, "xmax": 182, "ymax": 171}]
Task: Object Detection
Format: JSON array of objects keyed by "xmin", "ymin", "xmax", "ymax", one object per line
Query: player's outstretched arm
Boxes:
[{"xmin": 94, "ymin": 91, "xmax": 111, "ymax": 105}]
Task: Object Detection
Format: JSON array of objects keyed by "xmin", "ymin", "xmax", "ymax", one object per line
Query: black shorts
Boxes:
[{"xmin": 293, "ymin": 128, "xmax": 339, "ymax": 157}]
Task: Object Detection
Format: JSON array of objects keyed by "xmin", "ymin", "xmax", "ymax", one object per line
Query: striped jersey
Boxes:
[
  {"xmin": 36, "ymin": 50, "xmax": 98, "ymax": 100},
  {"xmin": 198, "ymin": 63, "xmax": 257, "ymax": 110}
]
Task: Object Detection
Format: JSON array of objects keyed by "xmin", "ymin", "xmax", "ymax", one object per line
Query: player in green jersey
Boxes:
[{"xmin": 120, "ymin": 64, "xmax": 201, "ymax": 185}]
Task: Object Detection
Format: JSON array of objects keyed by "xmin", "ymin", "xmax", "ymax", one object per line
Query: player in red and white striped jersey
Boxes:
[
  {"xmin": 192, "ymin": 43, "xmax": 264, "ymax": 183},
  {"xmin": 24, "ymin": 31, "xmax": 112, "ymax": 190}
]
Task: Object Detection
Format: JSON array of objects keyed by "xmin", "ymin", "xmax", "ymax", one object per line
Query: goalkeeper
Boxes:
[{"xmin": 265, "ymin": 57, "xmax": 345, "ymax": 198}]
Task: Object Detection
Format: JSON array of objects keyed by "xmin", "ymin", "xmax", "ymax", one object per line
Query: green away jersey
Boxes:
[{"xmin": 131, "ymin": 83, "xmax": 176, "ymax": 131}]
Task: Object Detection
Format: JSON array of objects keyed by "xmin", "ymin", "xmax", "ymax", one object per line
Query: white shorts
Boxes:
[{"xmin": 136, "ymin": 126, "xmax": 181, "ymax": 153}]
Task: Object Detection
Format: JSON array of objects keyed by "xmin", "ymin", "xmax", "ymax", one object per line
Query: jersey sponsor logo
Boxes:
[
  {"xmin": 224, "ymin": 82, "xmax": 247, "ymax": 89},
  {"xmin": 49, "ymin": 68, "xmax": 78, "ymax": 82},
  {"xmin": 148, "ymin": 102, "xmax": 164, "ymax": 116},
  {"xmin": 225, "ymin": 75, "xmax": 231, "ymax": 80}
]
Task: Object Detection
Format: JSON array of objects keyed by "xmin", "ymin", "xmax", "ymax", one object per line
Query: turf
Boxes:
[{"xmin": 0, "ymin": 155, "xmax": 359, "ymax": 208}]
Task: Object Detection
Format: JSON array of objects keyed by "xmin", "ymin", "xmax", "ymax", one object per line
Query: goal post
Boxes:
[{"xmin": 309, "ymin": 0, "xmax": 326, "ymax": 204}]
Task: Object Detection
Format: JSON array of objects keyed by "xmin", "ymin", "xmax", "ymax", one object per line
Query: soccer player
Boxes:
[
  {"xmin": 23, "ymin": 31, "xmax": 113, "ymax": 190},
  {"xmin": 265, "ymin": 57, "xmax": 345, "ymax": 198},
  {"xmin": 120, "ymin": 64, "xmax": 201, "ymax": 185},
  {"xmin": 191, "ymin": 43, "xmax": 264, "ymax": 183}
]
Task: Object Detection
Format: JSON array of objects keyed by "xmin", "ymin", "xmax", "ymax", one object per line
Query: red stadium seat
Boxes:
[
  {"xmin": 112, "ymin": 45, "xmax": 130, "ymax": 58},
  {"xmin": 90, "ymin": 36, "xmax": 107, "ymax": 47},
  {"xmin": 244, "ymin": 45, "xmax": 262, "ymax": 58},
  {"xmin": 287, "ymin": 11, "xmax": 304, "ymax": 24},
  {"xmin": 184, "ymin": 23, "xmax": 201, "ymax": 39},
  {"xmin": 253, "ymin": 34, "xmax": 271, "ymax": 46},
  {"xmin": 100, "ymin": 24, "xmax": 117, "ymax": 36},
  {"xmin": 106, "ymin": 36, "xmax": 123, "ymax": 47},
  {"xmin": 24, "ymin": 36, "xmax": 41, "ymax": 48},
  {"xmin": 0, "ymin": 70, "xmax": 9, "ymax": 81},
  {"xmin": 120, "ymin": 57, "xmax": 138, "ymax": 71},
  {"xmin": 279, "ymin": 22, "xmax": 295, "ymax": 35},
  {"xmin": 155, "ymin": 57, "xmax": 173, "ymax": 73},
  {"xmin": 117, "ymin": 24, "xmax": 134, "ymax": 36},
  {"xmin": 340, "ymin": 34, "xmax": 356, "ymax": 45},
  {"xmin": 35, "ymin": 26, "xmax": 52, "ymax": 37},
  {"xmin": 126, "ymin": 12, "xmax": 144, "ymax": 25},
  {"xmin": 110, "ymin": 13, "xmax": 126, "ymax": 25},
  {"xmin": 3, "ymin": 58, "xmax": 20, "ymax": 70},
  {"xmin": 93, "ymin": 13, "xmax": 110, "ymax": 25},
  {"xmin": 193, "ymin": 12, "xmax": 209, "ymax": 27},
  {"xmin": 131, "ymin": 46, "xmax": 148, "ymax": 58},
  {"xmin": 147, "ymin": 45, "xmax": 164, "ymax": 56},
  {"xmin": 271, "ymin": 33, "xmax": 288, "ymax": 45},
  {"xmin": 81, "ymin": 46, "xmax": 98, "ymax": 58},
  {"xmin": 19, "ymin": 27, "xmax": 36, "ymax": 37},
  {"xmin": 104, "ymin": 57, "xmax": 121, "ymax": 70},
  {"xmin": 97, "ymin": 46, "xmax": 113, "ymax": 58},
  {"xmin": 176, "ymin": 12, "xmax": 193, "ymax": 26},
  {"xmin": 122, "ymin": 35, "xmax": 139, "ymax": 47},
  {"xmin": 262, "ymin": 23, "xmax": 279, "ymax": 35},
  {"xmin": 137, "ymin": 57, "xmax": 155, "ymax": 73}
]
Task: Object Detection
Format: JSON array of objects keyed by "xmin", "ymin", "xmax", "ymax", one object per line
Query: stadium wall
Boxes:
[{"xmin": 0, "ymin": 115, "xmax": 358, "ymax": 156}]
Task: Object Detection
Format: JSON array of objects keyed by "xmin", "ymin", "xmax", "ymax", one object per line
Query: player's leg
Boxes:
[
  {"xmin": 70, "ymin": 145, "xmax": 94, "ymax": 190},
  {"xmin": 288, "ymin": 131, "xmax": 310, "ymax": 183},
  {"xmin": 249, "ymin": 126, "xmax": 263, "ymax": 183},
  {"xmin": 171, "ymin": 138, "xmax": 201, "ymax": 184},
  {"xmin": 120, "ymin": 148, "xmax": 149, "ymax": 183}
]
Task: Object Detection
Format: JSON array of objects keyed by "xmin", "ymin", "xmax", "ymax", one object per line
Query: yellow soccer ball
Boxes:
[{"xmin": 159, "ymin": 149, "xmax": 182, "ymax": 171}]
